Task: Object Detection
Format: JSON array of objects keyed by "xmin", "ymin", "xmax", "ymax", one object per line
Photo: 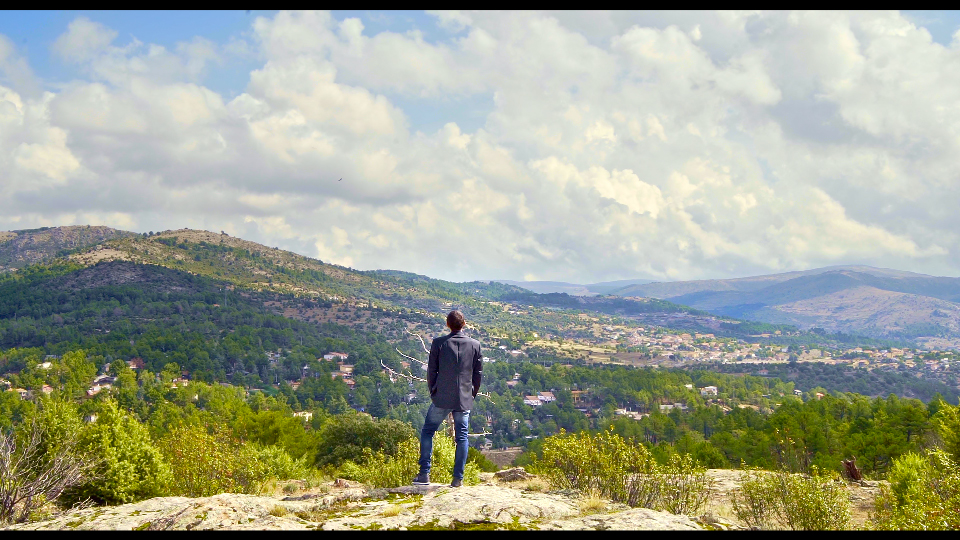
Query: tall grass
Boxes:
[
  {"xmin": 535, "ymin": 428, "xmax": 711, "ymax": 515},
  {"xmin": 731, "ymin": 467, "xmax": 850, "ymax": 530},
  {"xmin": 337, "ymin": 433, "xmax": 480, "ymax": 488}
]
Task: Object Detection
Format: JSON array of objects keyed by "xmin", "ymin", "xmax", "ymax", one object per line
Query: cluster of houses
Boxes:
[
  {"xmin": 2, "ymin": 360, "xmax": 58, "ymax": 400},
  {"xmin": 2, "ymin": 356, "xmax": 197, "ymax": 402},
  {"xmin": 323, "ymin": 353, "xmax": 355, "ymax": 389},
  {"xmin": 496, "ymin": 345, "xmax": 524, "ymax": 358},
  {"xmin": 522, "ymin": 391, "xmax": 556, "ymax": 407}
]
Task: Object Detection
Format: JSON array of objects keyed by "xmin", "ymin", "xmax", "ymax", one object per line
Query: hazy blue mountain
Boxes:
[{"xmin": 610, "ymin": 266, "xmax": 960, "ymax": 340}]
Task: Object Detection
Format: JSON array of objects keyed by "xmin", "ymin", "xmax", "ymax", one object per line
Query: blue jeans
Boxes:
[{"xmin": 419, "ymin": 404, "xmax": 470, "ymax": 480}]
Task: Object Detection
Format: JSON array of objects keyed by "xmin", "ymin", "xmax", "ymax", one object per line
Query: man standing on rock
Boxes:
[{"xmin": 413, "ymin": 310, "xmax": 483, "ymax": 488}]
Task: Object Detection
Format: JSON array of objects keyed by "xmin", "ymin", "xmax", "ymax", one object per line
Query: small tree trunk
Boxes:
[
  {"xmin": 446, "ymin": 412, "xmax": 455, "ymax": 439},
  {"xmin": 841, "ymin": 457, "xmax": 862, "ymax": 481}
]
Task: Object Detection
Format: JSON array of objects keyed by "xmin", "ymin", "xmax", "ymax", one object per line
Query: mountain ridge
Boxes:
[
  {"xmin": 6, "ymin": 225, "xmax": 953, "ymax": 342},
  {"xmin": 0, "ymin": 225, "xmax": 135, "ymax": 271},
  {"xmin": 612, "ymin": 267, "xmax": 960, "ymax": 340},
  {"xmin": 493, "ymin": 278, "xmax": 656, "ymax": 296}
]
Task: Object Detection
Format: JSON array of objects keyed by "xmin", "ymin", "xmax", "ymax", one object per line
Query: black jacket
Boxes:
[{"xmin": 427, "ymin": 330, "xmax": 483, "ymax": 411}]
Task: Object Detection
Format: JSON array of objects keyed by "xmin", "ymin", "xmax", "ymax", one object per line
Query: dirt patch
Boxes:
[{"xmin": 70, "ymin": 248, "xmax": 133, "ymax": 266}]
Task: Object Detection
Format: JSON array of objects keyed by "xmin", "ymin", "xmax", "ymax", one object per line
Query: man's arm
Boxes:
[
  {"xmin": 472, "ymin": 343, "xmax": 483, "ymax": 397},
  {"xmin": 428, "ymin": 338, "xmax": 440, "ymax": 396}
]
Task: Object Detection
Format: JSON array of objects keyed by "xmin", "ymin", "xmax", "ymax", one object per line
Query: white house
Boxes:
[
  {"xmin": 524, "ymin": 396, "xmax": 542, "ymax": 406},
  {"xmin": 537, "ymin": 391, "xmax": 556, "ymax": 402},
  {"xmin": 699, "ymin": 386, "xmax": 718, "ymax": 396},
  {"xmin": 659, "ymin": 402, "xmax": 688, "ymax": 412},
  {"xmin": 87, "ymin": 383, "xmax": 111, "ymax": 396}
]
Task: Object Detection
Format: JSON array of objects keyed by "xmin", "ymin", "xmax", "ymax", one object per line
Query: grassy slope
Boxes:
[{"xmin": 59, "ymin": 229, "xmax": 710, "ymax": 343}]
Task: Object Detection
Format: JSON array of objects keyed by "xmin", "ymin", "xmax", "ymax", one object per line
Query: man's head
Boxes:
[{"xmin": 446, "ymin": 310, "xmax": 465, "ymax": 332}]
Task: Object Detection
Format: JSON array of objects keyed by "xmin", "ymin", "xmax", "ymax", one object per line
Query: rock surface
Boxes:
[
  {"xmin": 5, "ymin": 469, "xmax": 885, "ymax": 530},
  {"xmin": 540, "ymin": 507, "xmax": 703, "ymax": 530},
  {"xmin": 7, "ymin": 494, "xmax": 314, "ymax": 531},
  {"xmin": 7, "ymin": 480, "xmax": 703, "ymax": 531},
  {"xmin": 495, "ymin": 466, "xmax": 534, "ymax": 482}
]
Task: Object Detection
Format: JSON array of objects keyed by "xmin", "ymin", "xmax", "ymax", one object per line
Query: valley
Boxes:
[{"xmin": 2, "ymin": 225, "xmax": 959, "ymax": 530}]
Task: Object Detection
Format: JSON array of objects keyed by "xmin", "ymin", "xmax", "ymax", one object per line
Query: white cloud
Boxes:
[
  {"xmin": 3, "ymin": 11, "xmax": 959, "ymax": 283},
  {"xmin": 0, "ymin": 34, "xmax": 39, "ymax": 97},
  {"xmin": 51, "ymin": 17, "xmax": 118, "ymax": 63}
]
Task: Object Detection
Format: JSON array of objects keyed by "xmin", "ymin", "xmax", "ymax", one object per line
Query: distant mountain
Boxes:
[
  {"xmin": 494, "ymin": 278, "xmax": 656, "ymax": 296},
  {"xmin": 611, "ymin": 266, "xmax": 960, "ymax": 340},
  {"xmin": 62, "ymin": 229, "xmax": 694, "ymax": 331},
  {"xmin": 0, "ymin": 228, "xmax": 727, "ymax": 368},
  {"xmin": 0, "ymin": 225, "xmax": 135, "ymax": 271}
]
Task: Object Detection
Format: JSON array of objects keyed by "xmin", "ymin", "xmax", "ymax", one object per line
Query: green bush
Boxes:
[
  {"xmin": 536, "ymin": 428, "xmax": 709, "ymax": 514},
  {"xmin": 71, "ymin": 399, "xmax": 171, "ymax": 505},
  {"xmin": 338, "ymin": 434, "xmax": 479, "ymax": 488},
  {"xmin": 250, "ymin": 443, "xmax": 310, "ymax": 481},
  {"xmin": 160, "ymin": 424, "xmax": 288, "ymax": 497},
  {"xmin": 659, "ymin": 453, "xmax": 711, "ymax": 515},
  {"xmin": 732, "ymin": 467, "xmax": 851, "ymax": 530},
  {"xmin": 339, "ymin": 438, "xmax": 420, "ymax": 488},
  {"xmin": 20, "ymin": 397, "xmax": 83, "ymax": 474},
  {"xmin": 870, "ymin": 450, "xmax": 960, "ymax": 530},
  {"xmin": 316, "ymin": 413, "xmax": 415, "ymax": 467},
  {"xmin": 730, "ymin": 469, "xmax": 778, "ymax": 529},
  {"xmin": 468, "ymin": 447, "xmax": 499, "ymax": 472},
  {"xmin": 934, "ymin": 401, "xmax": 960, "ymax": 463},
  {"xmin": 426, "ymin": 432, "xmax": 480, "ymax": 486}
]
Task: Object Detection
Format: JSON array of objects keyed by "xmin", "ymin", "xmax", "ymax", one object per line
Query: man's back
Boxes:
[{"xmin": 428, "ymin": 330, "xmax": 483, "ymax": 411}]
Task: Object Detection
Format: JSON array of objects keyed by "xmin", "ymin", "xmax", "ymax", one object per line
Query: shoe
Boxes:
[
  {"xmin": 450, "ymin": 478, "xmax": 462, "ymax": 488},
  {"xmin": 412, "ymin": 473, "xmax": 430, "ymax": 485}
]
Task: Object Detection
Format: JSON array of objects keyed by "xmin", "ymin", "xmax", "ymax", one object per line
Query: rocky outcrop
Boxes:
[
  {"xmin": 7, "ymin": 494, "xmax": 313, "ymax": 531},
  {"xmin": 5, "ymin": 469, "xmax": 885, "ymax": 530},
  {"xmin": 7, "ymin": 481, "xmax": 703, "ymax": 531},
  {"xmin": 494, "ymin": 466, "xmax": 534, "ymax": 482},
  {"xmin": 540, "ymin": 507, "xmax": 703, "ymax": 530},
  {"xmin": 324, "ymin": 484, "xmax": 582, "ymax": 530}
]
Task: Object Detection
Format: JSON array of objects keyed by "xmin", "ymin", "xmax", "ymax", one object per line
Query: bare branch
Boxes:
[
  {"xmin": 380, "ymin": 359, "xmax": 427, "ymax": 383},
  {"xmin": 0, "ymin": 421, "xmax": 98, "ymax": 525},
  {"xmin": 395, "ymin": 348, "xmax": 426, "ymax": 367},
  {"xmin": 392, "ymin": 333, "xmax": 491, "ymax": 400},
  {"xmin": 405, "ymin": 329, "xmax": 430, "ymax": 354}
]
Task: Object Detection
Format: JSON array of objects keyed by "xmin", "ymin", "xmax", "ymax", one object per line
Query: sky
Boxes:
[{"xmin": 2, "ymin": 10, "xmax": 960, "ymax": 284}]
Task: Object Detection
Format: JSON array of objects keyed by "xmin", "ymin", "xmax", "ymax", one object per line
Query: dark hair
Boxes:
[{"xmin": 446, "ymin": 310, "xmax": 465, "ymax": 332}]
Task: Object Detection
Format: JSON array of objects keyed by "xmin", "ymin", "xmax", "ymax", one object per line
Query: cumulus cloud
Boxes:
[
  {"xmin": 0, "ymin": 34, "xmax": 40, "ymax": 97},
  {"xmin": 51, "ymin": 17, "xmax": 118, "ymax": 63},
  {"xmin": 1, "ymin": 11, "xmax": 958, "ymax": 283}
]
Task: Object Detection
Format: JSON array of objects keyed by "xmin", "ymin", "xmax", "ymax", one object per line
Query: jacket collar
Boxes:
[{"xmin": 449, "ymin": 330, "xmax": 463, "ymax": 337}]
